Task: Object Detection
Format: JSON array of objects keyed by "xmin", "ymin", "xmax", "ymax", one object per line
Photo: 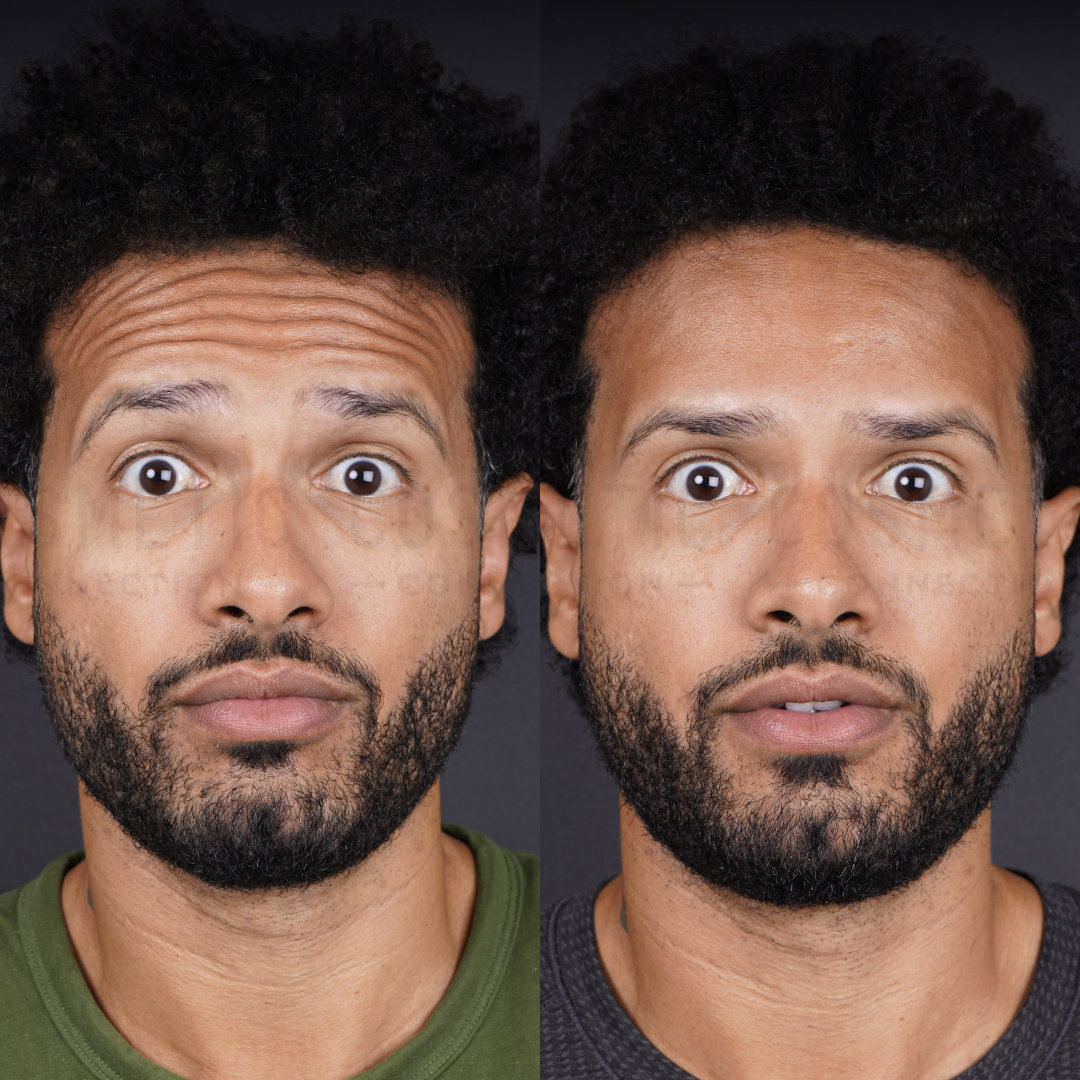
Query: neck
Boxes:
[
  {"xmin": 596, "ymin": 806, "xmax": 1042, "ymax": 1080},
  {"xmin": 62, "ymin": 782, "xmax": 476, "ymax": 1080}
]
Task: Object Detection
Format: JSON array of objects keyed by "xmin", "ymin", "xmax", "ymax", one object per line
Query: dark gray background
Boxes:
[
  {"xmin": 0, "ymin": 0, "xmax": 540, "ymax": 894},
  {"xmin": 539, "ymin": 0, "xmax": 1080, "ymax": 908}
]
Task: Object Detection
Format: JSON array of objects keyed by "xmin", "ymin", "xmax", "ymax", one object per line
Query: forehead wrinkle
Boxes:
[
  {"xmin": 58, "ymin": 293, "xmax": 453, "ymax": 364},
  {"xmin": 49, "ymin": 256, "xmax": 471, "ymax": 376}
]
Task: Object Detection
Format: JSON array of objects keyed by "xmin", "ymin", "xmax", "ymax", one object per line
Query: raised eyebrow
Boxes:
[
  {"xmin": 300, "ymin": 385, "xmax": 448, "ymax": 460},
  {"xmin": 620, "ymin": 408, "xmax": 779, "ymax": 462},
  {"xmin": 846, "ymin": 410, "xmax": 1000, "ymax": 463},
  {"xmin": 75, "ymin": 380, "xmax": 232, "ymax": 460}
]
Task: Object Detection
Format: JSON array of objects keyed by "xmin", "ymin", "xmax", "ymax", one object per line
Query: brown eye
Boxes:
[
  {"xmin": 664, "ymin": 460, "xmax": 750, "ymax": 502},
  {"xmin": 870, "ymin": 462, "xmax": 955, "ymax": 504},
  {"xmin": 323, "ymin": 457, "xmax": 403, "ymax": 498},
  {"xmin": 118, "ymin": 454, "xmax": 202, "ymax": 497}
]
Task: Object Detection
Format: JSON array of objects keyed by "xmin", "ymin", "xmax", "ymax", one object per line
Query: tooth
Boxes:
[
  {"xmin": 783, "ymin": 700, "xmax": 846, "ymax": 712},
  {"xmin": 813, "ymin": 700, "xmax": 845, "ymax": 711}
]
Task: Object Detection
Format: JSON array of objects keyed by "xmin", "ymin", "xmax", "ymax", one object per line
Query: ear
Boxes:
[
  {"xmin": 1034, "ymin": 485, "xmax": 1080, "ymax": 656},
  {"xmin": 0, "ymin": 485, "xmax": 35, "ymax": 645},
  {"xmin": 539, "ymin": 482, "xmax": 581, "ymax": 659},
  {"xmin": 478, "ymin": 473, "xmax": 533, "ymax": 640}
]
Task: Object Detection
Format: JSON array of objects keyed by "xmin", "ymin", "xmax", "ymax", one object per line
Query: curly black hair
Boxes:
[
  {"xmin": 540, "ymin": 33, "xmax": 1080, "ymax": 691},
  {"xmin": 0, "ymin": 1, "xmax": 536, "ymax": 506}
]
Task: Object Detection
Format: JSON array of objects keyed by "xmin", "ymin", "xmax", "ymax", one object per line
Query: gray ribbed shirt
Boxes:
[{"xmin": 542, "ymin": 880, "xmax": 1080, "ymax": 1078}]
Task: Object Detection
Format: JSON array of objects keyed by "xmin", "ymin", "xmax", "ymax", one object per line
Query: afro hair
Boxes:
[
  {"xmin": 0, "ymin": 1, "xmax": 537, "ymax": 503},
  {"xmin": 539, "ymin": 33, "xmax": 1080, "ymax": 691}
]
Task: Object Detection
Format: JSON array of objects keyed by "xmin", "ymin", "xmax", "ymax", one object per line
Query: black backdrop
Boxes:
[{"xmin": 1, "ymin": 0, "xmax": 1079, "ymax": 909}]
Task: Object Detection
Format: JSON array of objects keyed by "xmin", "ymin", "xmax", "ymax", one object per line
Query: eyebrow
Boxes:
[
  {"xmin": 618, "ymin": 404, "xmax": 1001, "ymax": 464},
  {"xmin": 300, "ymin": 385, "xmax": 447, "ymax": 459},
  {"xmin": 620, "ymin": 408, "xmax": 778, "ymax": 461},
  {"xmin": 76, "ymin": 380, "xmax": 232, "ymax": 459},
  {"xmin": 845, "ymin": 409, "xmax": 1000, "ymax": 462}
]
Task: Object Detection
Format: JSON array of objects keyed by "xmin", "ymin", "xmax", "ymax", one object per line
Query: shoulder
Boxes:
[
  {"xmin": 542, "ymin": 890, "xmax": 618, "ymax": 1080},
  {"xmin": 0, "ymin": 854, "xmax": 90, "ymax": 1079}
]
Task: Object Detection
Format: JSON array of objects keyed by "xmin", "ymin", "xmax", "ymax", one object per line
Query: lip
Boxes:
[
  {"xmin": 175, "ymin": 663, "xmax": 352, "ymax": 741},
  {"xmin": 723, "ymin": 670, "xmax": 898, "ymax": 713},
  {"xmin": 719, "ymin": 669, "xmax": 900, "ymax": 753}
]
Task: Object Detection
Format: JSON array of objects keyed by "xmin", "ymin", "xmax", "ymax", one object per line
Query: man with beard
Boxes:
[
  {"xmin": 0, "ymin": 6, "xmax": 537, "ymax": 1078},
  {"xmin": 539, "ymin": 34, "xmax": 1080, "ymax": 1080}
]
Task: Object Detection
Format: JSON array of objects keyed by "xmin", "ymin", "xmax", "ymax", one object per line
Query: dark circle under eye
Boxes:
[
  {"xmin": 687, "ymin": 464, "xmax": 725, "ymax": 501},
  {"xmin": 894, "ymin": 465, "xmax": 933, "ymax": 502},
  {"xmin": 139, "ymin": 459, "xmax": 176, "ymax": 496},
  {"xmin": 344, "ymin": 460, "xmax": 382, "ymax": 496}
]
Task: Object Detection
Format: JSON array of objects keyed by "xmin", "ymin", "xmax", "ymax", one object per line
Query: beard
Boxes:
[
  {"xmin": 578, "ymin": 616, "xmax": 1034, "ymax": 907},
  {"xmin": 35, "ymin": 602, "xmax": 477, "ymax": 891}
]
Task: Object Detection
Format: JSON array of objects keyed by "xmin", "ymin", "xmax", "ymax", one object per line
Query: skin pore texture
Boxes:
[
  {"xmin": 0, "ymin": 245, "xmax": 529, "ymax": 1080},
  {"xmin": 541, "ymin": 226, "xmax": 1080, "ymax": 1080}
]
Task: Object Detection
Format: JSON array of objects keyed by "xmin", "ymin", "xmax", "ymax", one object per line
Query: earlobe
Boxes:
[
  {"xmin": 539, "ymin": 482, "xmax": 581, "ymax": 659},
  {"xmin": 1033, "ymin": 485, "xmax": 1080, "ymax": 656},
  {"xmin": 0, "ymin": 485, "xmax": 36, "ymax": 645},
  {"xmin": 478, "ymin": 473, "xmax": 533, "ymax": 640}
]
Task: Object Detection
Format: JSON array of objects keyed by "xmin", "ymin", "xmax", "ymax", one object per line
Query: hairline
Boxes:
[
  {"xmin": 19, "ymin": 238, "xmax": 496, "ymax": 506},
  {"xmin": 568, "ymin": 222, "xmax": 1048, "ymax": 513}
]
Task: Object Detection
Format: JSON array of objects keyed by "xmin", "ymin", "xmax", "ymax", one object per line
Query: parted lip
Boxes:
[
  {"xmin": 175, "ymin": 664, "xmax": 352, "ymax": 706},
  {"xmin": 721, "ymin": 670, "xmax": 899, "ymax": 713}
]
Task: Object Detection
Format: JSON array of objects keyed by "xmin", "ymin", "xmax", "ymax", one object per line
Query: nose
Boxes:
[
  {"xmin": 197, "ymin": 479, "xmax": 333, "ymax": 634},
  {"xmin": 744, "ymin": 482, "xmax": 879, "ymax": 638}
]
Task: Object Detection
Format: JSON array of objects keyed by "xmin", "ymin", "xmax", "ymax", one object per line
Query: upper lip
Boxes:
[
  {"xmin": 175, "ymin": 664, "xmax": 352, "ymax": 706},
  {"xmin": 721, "ymin": 670, "xmax": 899, "ymax": 712}
]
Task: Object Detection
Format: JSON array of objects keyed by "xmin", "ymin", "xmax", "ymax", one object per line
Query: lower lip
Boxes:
[
  {"xmin": 726, "ymin": 705, "xmax": 896, "ymax": 752},
  {"xmin": 180, "ymin": 697, "xmax": 346, "ymax": 740}
]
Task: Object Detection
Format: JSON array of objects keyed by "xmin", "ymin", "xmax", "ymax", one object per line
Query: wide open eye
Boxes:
[
  {"xmin": 869, "ymin": 461, "xmax": 956, "ymax": 504},
  {"xmin": 117, "ymin": 454, "xmax": 204, "ymax": 497},
  {"xmin": 664, "ymin": 460, "xmax": 750, "ymax": 503},
  {"xmin": 321, "ymin": 456, "xmax": 404, "ymax": 498}
]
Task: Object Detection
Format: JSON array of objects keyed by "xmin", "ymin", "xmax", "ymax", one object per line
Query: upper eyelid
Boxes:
[
  {"xmin": 108, "ymin": 447, "xmax": 412, "ymax": 483},
  {"xmin": 873, "ymin": 454, "xmax": 966, "ymax": 494},
  {"xmin": 657, "ymin": 452, "xmax": 743, "ymax": 485},
  {"xmin": 323, "ymin": 451, "xmax": 411, "ymax": 485},
  {"xmin": 657, "ymin": 452, "xmax": 964, "ymax": 485},
  {"xmin": 111, "ymin": 446, "xmax": 197, "ymax": 481}
]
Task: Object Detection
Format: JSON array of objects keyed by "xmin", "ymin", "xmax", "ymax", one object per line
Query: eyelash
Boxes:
[
  {"xmin": 111, "ymin": 446, "xmax": 189, "ymax": 482},
  {"xmin": 657, "ymin": 453, "xmax": 734, "ymax": 488},
  {"xmin": 656, "ymin": 453, "xmax": 966, "ymax": 495},
  {"xmin": 881, "ymin": 455, "xmax": 966, "ymax": 497},
  {"xmin": 110, "ymin": 448, "xmax": 413, "ymax": 488},
  {"xmin": 328, "ymin": 451, "xmax": 411, "ymax": 486}
]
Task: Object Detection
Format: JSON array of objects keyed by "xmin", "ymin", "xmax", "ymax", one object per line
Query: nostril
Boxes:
[
  {"xmin": 836, "ymin": 611, "xmax": 859, "ymax": 623},
  {"xmin": 287, "ymin": 606, "xmax": 313, "ymax": 619},
  {"xmin": 221, "ymin": 605, "xmax": 248, "ymax": 620},
  {"xmin": 769, "ymin": 610, "xmax": 795, "ymax": 623}
]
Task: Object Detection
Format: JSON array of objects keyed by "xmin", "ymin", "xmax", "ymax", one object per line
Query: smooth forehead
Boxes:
[
  {"xmin": 585, "ymin": 226, "xmax": 1031, "ymax": 430},
  {"xmin": 43, "ymin": 244, "xmax": 475, "ymax": 406}
]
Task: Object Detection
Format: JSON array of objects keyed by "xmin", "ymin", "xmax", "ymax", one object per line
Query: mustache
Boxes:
[
  {"xmin": 690, "ymin": 631, "xmax": 931, "ymax": 718},
  {"xmin": 142, "ymin": 628, "xmax": 382, "ymax": 714}
]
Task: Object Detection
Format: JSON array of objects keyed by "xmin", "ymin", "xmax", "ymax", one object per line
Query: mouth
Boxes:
[
  {"xmin": 174, "ymin": 664, "xmax": 352, "ymax": 742},
  {"xmin": 720, "ymin": 671, "xmax": 900, "ymax": 752}
]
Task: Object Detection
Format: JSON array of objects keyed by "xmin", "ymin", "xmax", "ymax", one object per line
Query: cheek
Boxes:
[
  {"xmin": 875, "ymin": 533, "xmax": 1035, "ymax": 687},
  {"xmin": 581, "ymin": 512, "xmax": 746, "ymax": 692},
  {"xmin": 324, "ymin": 516, "xmax": 482, "ymax": 692}
]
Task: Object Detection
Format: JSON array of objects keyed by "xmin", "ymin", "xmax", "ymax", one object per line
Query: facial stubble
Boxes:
[
  {"xmin": 35, "ymin": 604, "xmax": 477, "ymax": 890},
  {"xmin": 578, "ymin": 617, "xmax": 1034, "ymax": 907}
]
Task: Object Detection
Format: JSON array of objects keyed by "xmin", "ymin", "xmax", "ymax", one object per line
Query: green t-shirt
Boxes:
[{"xmin": 0, "ymin": 825, "xmax": 538, "ymax": 1078}]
